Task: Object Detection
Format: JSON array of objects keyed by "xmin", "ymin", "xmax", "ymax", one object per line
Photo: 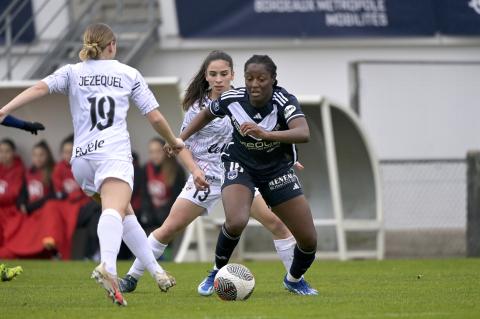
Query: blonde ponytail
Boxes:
[{"xmin": 78, "ymin": 23, "xmax": 115, "ymax": 61}]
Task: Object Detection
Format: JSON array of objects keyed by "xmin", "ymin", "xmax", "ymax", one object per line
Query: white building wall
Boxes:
[
  {"xmin": 137, "ymin": 44, "xmax": 480, "ymax": 108},
  {"xmin": 32, "ymin": 0, "xmax": 70, "ymax": 41}
]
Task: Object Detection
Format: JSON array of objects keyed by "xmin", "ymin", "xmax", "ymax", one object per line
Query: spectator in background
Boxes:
[
  {"xmin": 18, "ymin": 140, "xmax": 57, "ymax": 215},
  {"xmin": 141, "ymin": 138, "xmax": 186, "ymax": 234},
  {"xmin": 52, "ymin": 134, "xmax": 100, "ymax": 260},
  {"xmin": 0, "ymin": 140, "xmax": 65, "ymax": 259},
  {"xmin": 52, "ymin": 134, "xmax": 88, "ymax": 202},
  {"xmin": 0, "ymin": 139, "xmax": 25, "ymax": 249}
]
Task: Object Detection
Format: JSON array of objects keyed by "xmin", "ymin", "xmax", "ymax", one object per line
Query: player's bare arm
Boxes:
[
  {"xmin": 177, "ymin": 148, "xmax": 209, "ymax": 190},
  {"xmin": 0, "ymin": 82, "xmax": 49, "ymax": 119},
  {"xmin": 240, "ymin": 117, "xmax": 310, "ymax": 143},
  {"xmin": 179, "ymin": 108, "xmax": 216, "ymax": 142},
  {"xmin": 146, "ymin": 108, "xmax": 184, "ymax": 154}
]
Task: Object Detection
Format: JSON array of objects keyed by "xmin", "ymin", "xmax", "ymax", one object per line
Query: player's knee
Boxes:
[
  {"xmin": 298, "ymin": 233, "xmax": 317, "ymax": 252},
  {"xmin": 268, "ymin": 218, "xmax": 291, "ymax": 239},
  {"xmin": 224, "ymin": 217, "xmax": 248, "ymax": 237},
  {"xmin": 155, "ymin": 224, "xmax": 178, "ymax": 243}
]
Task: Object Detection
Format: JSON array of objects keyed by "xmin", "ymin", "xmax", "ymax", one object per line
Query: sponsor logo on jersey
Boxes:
[
  {"xmin": 253, "ymin": 113, "xmax": 262, "ymax": 120},
  {"xmin": 75, "ymin": 139, "xmax": 105, "ymax": 157},
  {"xmin": 240, "ymin": 140, "xmax": 281, "ymax": 151},
  {"xmin": 268, "ymin": 171, "xmax": 298, "ymax": 191},
  {"xmin": 208, "ymin": 143, "xmax": 228, "ymax": 154},
  {"xmin": 0, "ymin": 180, "xmax": 7, "ymax": 194},
  {"xmin": 284, "ymin": 105, "xmax": 296, "ymax": 119}
]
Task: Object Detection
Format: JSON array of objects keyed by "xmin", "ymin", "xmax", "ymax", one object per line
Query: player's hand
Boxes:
[
  {"xmin": 192, "ymin": 168, "xmax": 209, "ymax": 190},
  {"xmin": 163, "ymin": 143, "xmax": 173, "ymax": 156},
  {"xmin": 23, "ymin": 121, "xmax": 45, "ymax": 135},
  {"xmin": 240, "ymin": 122, "xmax": 268, "ymax": 140},
  {"xmin": 294, "ymin": 161, "xmax": 305, "ymax": 170},
  {"xmin": 170, "ymin": 137, "xmax": 185, "ymax": 154},
  {"xmin": 164, "ymin": 138, "xmax": 185, "ymax": 157}
]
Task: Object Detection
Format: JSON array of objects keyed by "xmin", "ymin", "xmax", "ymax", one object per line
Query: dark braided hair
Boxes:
[
  {"xmin": 182, "ymin": 50, "xmax": 234, "ymax": 111},
  {"xmin": 244, "ymin": 54, "xmax": 278, "ymax": 87}
]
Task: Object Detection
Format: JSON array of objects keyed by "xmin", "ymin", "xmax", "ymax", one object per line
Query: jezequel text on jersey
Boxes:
[{"xmin": 78, "ymin": 75, "xmax": 123, "ymax": 88}]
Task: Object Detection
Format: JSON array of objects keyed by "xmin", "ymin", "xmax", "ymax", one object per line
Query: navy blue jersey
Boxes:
[{"xmin": 209, "ymin": 86, "xmax": 305, "ymax": 181}]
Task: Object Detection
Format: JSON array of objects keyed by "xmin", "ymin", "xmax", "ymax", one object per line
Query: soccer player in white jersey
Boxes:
[
  {"xmin": 118, "ymin": 51, "xmax": 297, "ymax": 295},
  {"xmin": 0, "ymin": 23, "xmax": 184, "ymax": 306}
]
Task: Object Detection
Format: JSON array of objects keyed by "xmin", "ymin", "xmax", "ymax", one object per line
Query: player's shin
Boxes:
[
  {"xmin": 273, "ymin": 236, "xmax": 296, "ymax": 272},
  {"xmin": 127, "ymin": 233, "xmax": 168, "ymax": 279},
  {"xmin": 122, "ymin": 215, "xmax": 164, "ymax": 276},
  {"xmin": 215, "ymin": 224, "xmax": 241, "ymax": 269},
  {"xmin": 97, "ymin": 209, "xmax": 123, "ymax": 275},
  {"xmin": 287, "ymin": 245, "xmax": 316, "ymax": 281}
]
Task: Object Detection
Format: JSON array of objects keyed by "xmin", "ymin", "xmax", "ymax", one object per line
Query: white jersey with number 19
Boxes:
[{"xmin": 42, "ymin": 59, "xmax": 158, "ymax": 162}]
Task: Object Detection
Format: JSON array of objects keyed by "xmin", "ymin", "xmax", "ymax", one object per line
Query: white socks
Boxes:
[
  {"xmin": 286, "ymin": 272, "xmax": 302, "ymax": 282},
  {"xmin": 128, "ymin": 232, "xmax": 168, "ymax": 280},
  {"xmin": 273, "ymin": 236, "xmax": 296, "ymax": 273},
  {"xmin": 97, "ymin": 209, "xmax": 123, "ymax": 275},
  {"xmin": 122, "ymin": 215, "xmax": 164, "ymax": 278}
]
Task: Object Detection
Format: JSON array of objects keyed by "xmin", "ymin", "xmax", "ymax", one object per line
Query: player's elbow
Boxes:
[
  {"xmin": 297, "ymin": 128, "xmax": 310, "ymax": 143},
  {"xmin": 32, "ymin": 81, "xmax": 49, "ymax": 95},
  {"xmin": 146, "ymin": 108, "xmax": 164, "ymax": 125}
]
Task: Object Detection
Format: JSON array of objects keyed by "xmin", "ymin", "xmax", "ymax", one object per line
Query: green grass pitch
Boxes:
[{"xmin": 1, "ymin": 259, "xmax": 479, "ymax": 318}]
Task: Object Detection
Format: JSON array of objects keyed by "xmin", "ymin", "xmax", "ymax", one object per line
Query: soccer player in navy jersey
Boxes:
[
  {"xmin": 0, "ymin": 115, "xmax": 44, "ymax": 134},
  {"xmin": 179, "ymin": 55, "xmax": 318, "ymax": 295}
]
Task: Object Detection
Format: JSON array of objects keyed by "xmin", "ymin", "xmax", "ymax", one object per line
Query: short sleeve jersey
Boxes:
[
  {"xmin": 42, "ymin": 60, "xmax": 158, "ymax": 162},
  {"xmin": 181, "ymin": 96, "xmax": 232, "ymax": 181},
  {"xmin": 209, "ymin": 87, "xmax": 304, "ymax": 181}
]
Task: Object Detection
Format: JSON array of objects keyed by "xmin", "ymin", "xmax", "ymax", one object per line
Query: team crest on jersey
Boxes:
[
  {"xmin": 211, "ymin": 100, "xmax": 220, "ymax": 112},
  {"xmin": 28, "ymin": 180, "xmax": 44, "ymax": 198},
  {"xmin": 284, "ymin": 105, "xmax": 296, "ymax": 119},
  {"xmin": 227, "ymin": 170, "xmax": 238, "ymax": 180},
  {"xmin": 63, "ymin": 179, "xmax": 79, "ymax": 193},
  {"xmin": 0, "ymin": 181, "xmax": 7, "ymax": 194}
]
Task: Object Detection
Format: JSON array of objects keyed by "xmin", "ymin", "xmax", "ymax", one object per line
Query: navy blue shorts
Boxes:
[{"xmin": 221, "ymin": 160, "xmax": 303, "ymax": 207}]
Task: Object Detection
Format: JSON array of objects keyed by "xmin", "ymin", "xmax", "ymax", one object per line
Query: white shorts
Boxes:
[
  {"xmin": 177, "ymin": 175, "xmax": 261, "ymax": 215},
  {"xmin": 71, "ymin": 157, "xmax": 134, "ymax": 196}
]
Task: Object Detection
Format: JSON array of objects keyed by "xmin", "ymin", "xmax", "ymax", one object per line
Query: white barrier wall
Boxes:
[{"xmin": 355, "ymin": 62, "xmax": 480, "ymax": 160}]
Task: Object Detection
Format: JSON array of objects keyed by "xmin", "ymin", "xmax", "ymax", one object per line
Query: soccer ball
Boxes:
[{"xmin": 213, "ymin": 263, "xmax": 255, "ymax": 301}]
